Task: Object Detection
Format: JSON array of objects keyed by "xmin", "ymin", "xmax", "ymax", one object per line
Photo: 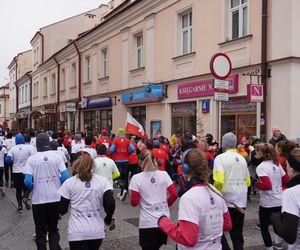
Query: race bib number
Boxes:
[{"xmin": 204, "ymin": 210, "xmax": 223, "ymax": 235}]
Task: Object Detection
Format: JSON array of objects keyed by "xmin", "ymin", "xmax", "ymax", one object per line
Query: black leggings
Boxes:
[
  {"xmin": 13, "ymin": 173, "xmax": 30, "ymax": 204},
  {"xmin": 69, "ymin": 239, "xmax": 103, "ymax": 250},
  {"xmin": 259, "ymin": 205, "xmax": 281, "ymax": 247}
]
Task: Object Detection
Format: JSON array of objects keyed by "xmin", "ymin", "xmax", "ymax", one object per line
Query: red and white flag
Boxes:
[{"xmin": 125, "ymin": 112, "xmax": 148, "ymax": 139}]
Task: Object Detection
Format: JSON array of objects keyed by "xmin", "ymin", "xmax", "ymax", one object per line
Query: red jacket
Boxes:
[
  {"xmin": 63, "ymin": 135, "xmax": 73, "ymax": 148},
  {"xmin": 160, "ymin": 144, "xmax": 170, "ymax": 155},
  {"xmin": 97, "ymin": 137, "xmax": 112, "ymax": 158},
  {"xmin": 129, "ymin": 141, "xmax": 138, "ymax": 165},
  {"xmin": 110, "ymin": 137, "xmax": 133, "ymax": 162},
  {"xmin": 152, "ymin": 148, "xmax": 169, "ymax": 171}
]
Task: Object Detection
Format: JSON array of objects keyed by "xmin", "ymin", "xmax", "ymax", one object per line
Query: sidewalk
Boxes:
[{"xmin": 0, "ymin": 186, "xmax": 287, "ymax": 250}]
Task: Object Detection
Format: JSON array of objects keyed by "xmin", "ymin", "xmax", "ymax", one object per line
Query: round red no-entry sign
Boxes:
[{"xmin": 210, "ymin": 53, "xmax": 232, "ymax": 80}]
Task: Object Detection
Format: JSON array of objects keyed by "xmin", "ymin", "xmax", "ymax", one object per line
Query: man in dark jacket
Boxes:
[{"xmin": 269, "ymin": 126, "xmax": 287, "ymax": 147}]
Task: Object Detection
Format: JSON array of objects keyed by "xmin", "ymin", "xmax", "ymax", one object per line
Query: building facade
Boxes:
[
  {"xmin": 0, "ymin": 84, "xmax": 9, "ymax": 127},
  {"xmin": 7, "ymin": 0, "xmax": 300, "ymax": 142}
]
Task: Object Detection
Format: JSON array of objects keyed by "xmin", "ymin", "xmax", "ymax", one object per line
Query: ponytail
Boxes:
[{"xmin": 72, "ymin": 153, "xmax": 94, "ymax": 182}]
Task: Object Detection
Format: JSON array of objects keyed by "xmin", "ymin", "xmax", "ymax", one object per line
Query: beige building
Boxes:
[
  {"xmin": 7, "ymin": 50, "xmax": 32, "ymax": 128},
  {"xmin": 0, "ymin": 84, "xmax": 9, "ymax": 127},
  {"xmin": 13, "ymin": 0, "xmax": 300, "ymax": 142}
]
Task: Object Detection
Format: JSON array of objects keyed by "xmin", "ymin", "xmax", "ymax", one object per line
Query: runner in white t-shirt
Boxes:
[
  {"xmin": 6, "ymin": 133, "xmax": 37, "ymax": 212},
  {"xmin": 159, "ymin": 149, "xmax": 232, "ymax": 250},
  {"xmin": 129, "ymin": 150, "xmax": 178, "ymax": 250},
  {"xmin": 271, "ymin": 148, "xmax": 300, "ymax": 250},
  {"xmin": 3, "ymin": 132, "xmax": 15, "ymax": 187},
  {"xmin": 59, "ymin": 153, "xmax": 115, "ymax": 250},
  {"xmin": 255, "ymin": 143, "xmax": 289, "ymax": 250},
  {"xmin": 94, "ymin": 144, "xmax": 120, "ymax": 189},
  {"xmin": 0, "ymin": 144, "xmax": 7, "ymax": 196},
  {"xmin": 23, "ymin": 133, "xmax": 69, "ymax": 250}
]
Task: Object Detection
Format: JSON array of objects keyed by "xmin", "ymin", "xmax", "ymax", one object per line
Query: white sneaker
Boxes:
[
  {"xmin": 272, "ymin": 241, "xmax": 283, "ymax": 250},
  {"xmin": 117, "ymin": 193, "xmax": 121, "ymax": 200},
  {"xmin": 120, "ymin": 190, "xmax": 127, "ymax": 201}
]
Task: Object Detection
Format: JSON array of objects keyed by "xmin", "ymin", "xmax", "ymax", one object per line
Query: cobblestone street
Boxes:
[{"xmin": 0, "ymin": 186, "xmax": 289, "ymax": 250}]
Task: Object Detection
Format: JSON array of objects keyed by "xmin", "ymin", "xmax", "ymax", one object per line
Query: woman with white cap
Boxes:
[
  {"xmin": 129, "ymin": 150, "xmax": 178, "ymax": 250},
  {"xmin": 271, "ymin": 147, "xmax": 300, "ymax": 249}
]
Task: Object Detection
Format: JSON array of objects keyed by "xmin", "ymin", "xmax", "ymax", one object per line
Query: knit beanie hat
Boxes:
[
  {"xmin": 222, "ymin": 132, "xmax": 237, "ymax": 151},
  {"xmin": 272, "ymin": 126, "xmax": 281, "ymax": 133},
  {"xmin": 36, "ymin": 133, "xmax": 50, "ymax": 152},
  {"xmin": 74, "ymin": 134, "xmax": 82, "ymax": 141},
  {"xmin": 117, "ymin": 128, "xmax": 125, "ymax": 136},
  {"xmin": 50, "ymin": 140, "xmax": 59, "ymax": 150}
]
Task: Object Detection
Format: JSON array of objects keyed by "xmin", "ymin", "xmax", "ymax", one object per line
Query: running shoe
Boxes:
[
  {"xmin": 0, "ymin": 187, "xmax": 5, "ymax": 197},
  {"xmin": 109, "ymin": 218, "xmax": 116, "ymax": 231},
  {"xmin": 120, "ymin": 190, "xmax": 127, "ymax": 201},
  {"xmin": 17, "ymin": 204, "xmax": 23, "ymax": 213},
  {"xmin": 23, "ymin": 198, "xmax": 31, "ymax": 210},
  {"xmin": 272, "ymin": 241, "xmax": 283, "ymax": 250},
  {"xmin": 255, "ymin": 223, "xmax": 261, "ymax": 230}
]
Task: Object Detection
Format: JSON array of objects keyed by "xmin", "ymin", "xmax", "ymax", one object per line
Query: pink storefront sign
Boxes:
[{"xmin": 178, "ymin": 74, "xmax": 238, "ymax": 99}]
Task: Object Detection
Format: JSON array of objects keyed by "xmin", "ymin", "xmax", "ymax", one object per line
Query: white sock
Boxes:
[{"xmin": 274, "ymin": 234, "xmax": 283, "ymax": 244}]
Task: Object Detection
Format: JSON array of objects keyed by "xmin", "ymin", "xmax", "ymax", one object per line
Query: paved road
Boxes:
[{"xmin": 0, "ymin": 187, "xmax": 288, "ymax": 250}]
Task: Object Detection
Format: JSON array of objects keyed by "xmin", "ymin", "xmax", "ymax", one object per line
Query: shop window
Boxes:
[
  {"xmin": 171, "ymin": 102, "xmax": 196, "ymax": 136},
  {"xmin": 132, "ymin": 106, "xmax": 146, "ymax": 130},
  {"xmin": 221, "ymin": 113, "xmax": 256, "ymax": 142},
  {"xmin": 230, "ymin": 0, "xmax": 248, "ymax": 39},
  {"xmin": 84, "ymin": 110, "xmax": 112, "ymax": 132}
]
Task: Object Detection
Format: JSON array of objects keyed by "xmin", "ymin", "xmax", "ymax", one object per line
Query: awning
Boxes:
[{"xmin": 81, "ymin": 97, "xmax": 113, "ymax": 109}]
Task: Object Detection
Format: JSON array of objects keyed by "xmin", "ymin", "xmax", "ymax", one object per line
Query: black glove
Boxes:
[{"xmin": 104, "ymin": 215, "xmax": 112, "ymax": 225}]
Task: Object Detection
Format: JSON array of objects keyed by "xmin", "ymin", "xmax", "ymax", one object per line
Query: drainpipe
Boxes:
[
  {"xmin": 26, "ymin": 72, "xmax": 32, "ymax": 129},
  {"xmin": 261, "ymin": 0, "xmax": 268, "ymax": 141},
  {"xmin": 14, "ymin": 56, "xmax": 19, "ymax": 115},
  {"xmin": 54, "ymin": 57, "xmax": 60, "ymax": 132},
  {"xmin": 73, "ymin": 41, "xmax": 81, "ymax": 132}
]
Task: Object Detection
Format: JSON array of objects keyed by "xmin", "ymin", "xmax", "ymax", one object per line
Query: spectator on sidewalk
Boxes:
[{"xmin": 269, "ymin": 126, "xmax": 287, "ymax": 147}]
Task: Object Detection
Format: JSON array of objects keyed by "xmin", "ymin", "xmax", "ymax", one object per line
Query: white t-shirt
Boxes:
[
  {"xmin": 178, "ymin": 185, "xmax": 228, "ymax": 250},
  {"xmin": 129, "ymin": 170, "xmax": 173, "ymax": 228},
  {"xmin": 71, "ymin": 143, "xmax": 85, "ymax": 154},
  {"xmin": 71, "ymin": 139, "xmax": 85, "ymax": 147},
  {"xmin": 30, "ymin": 137, "xmax": 36, "ymax": 148},
  {"xmin": 94, "ymin": 156, "xmax": 118, "ymax": 188},
  {"xmin": 213, "ymin": 150, "xmax": 250, "ymax": 208},
  {"xmin": 282, "ymin": 185, "xmax": 300, "ymax": 250},
  {"xmin": 8, "ymin": 144, "xmax": 37, "ymax": 173},
  {"xmin": 58, "ymin": 146, "xmax": 69, "ymax": 160},
  {"xmin": 52, "ymin": 150, "xmax": 68, "ymax": 164},
  {"xmin": 59, "ymin": 174, "xmax": 111, "ymax": 241},
  {"xmin": 83, "ymin": 147, "xmax": 97, "ymax": 159},
  {"xmin": 3, "ymin": 138, "xmax": 16, "ymax": 151},
  {"xmin": 0, "ymin": 136, "xmax": 4, "ymax": 146},
  {"xmin": 0, "ymin": 147, "xmax": 7, "ymax": 167},
  {"xmin": 256, "ymin": 161, "xmax": 285, "ymax": 208},
  {"xmin": 23, "ymin": 151, "xmax": 67, "ymax": 204}
]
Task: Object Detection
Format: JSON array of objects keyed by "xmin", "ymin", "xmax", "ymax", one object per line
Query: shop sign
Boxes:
[
  {"xmin": 122, "ymin": 84, "xmax": 163, "ymax": 105},
  {"xmin": 202, "ymin": 100, "xmax": 210, "ymax": 113},
  {"xmin": 66, "ymin": 102, "xmax": 77, "ymax": 112},
  {"xmin": 80, "ymin": 97, "xmax": 112, "ymax": 109},
  {"xmin": 172, "ymin": 102, "xmax": 196, "ymax": 115},
  {"xmin": 221, "ymin": 96, "xmax": 257, "ymax": 113},
  {"xmin": 178, "ymin": 74, "xmax": 238, "ymax": 99},
  {"xmin": 45, "ymin": 105, "xmax": 55, "ymax": 114},
  {"xmin": 247, "ymin": 84, "xmax": 264, "ymax": 103}
]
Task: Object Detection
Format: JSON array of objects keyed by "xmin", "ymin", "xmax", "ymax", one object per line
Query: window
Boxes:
[
  {"xmin": 36, "ymin": 46, "xmax": 39, "ymax": 63},
  {"xmin": 22, "ymin": 86, "xmax": 24, "ymax": 103},
  {"xmin": 61, "ymin": 68, "xmax": 65, "ymax": 91},
  {"xmin": 230, "ymin": 0, "xmax": 248, "ymax": 39},
  {"xmin": 51, "ymin": 74, "xmax": 56, "ymax": 94},
  {"xmin": 101, "ymin": 48, "xmax": 108, "ymax": 77},
  {"xmin": 71, "ymin": 63, "xmax": 76, "ymax": 87},
  {"xmin": 132, "ymin": 106, "xmax": 146, "ymax": 130},
  {"xmin": 181, "ymin": 11, "xmax": 192, "ymax": 54},
  {"xmin": 85, "ymin": 56, "xmax": 91, "ymax": 82},
  {"xmin": 135, "ymin": 33, "xmax": 143, "ymax": 68},
  {"xmin": 43, "ymin": 78, "xmax": 48, "ymax": 96},
  {"xmin": 34, "ymin": 49, "xmax": 37, "ymax": 63},
  {"xmin": 25, "ymin": 85, "xmax": 28, "ymax": 101}
]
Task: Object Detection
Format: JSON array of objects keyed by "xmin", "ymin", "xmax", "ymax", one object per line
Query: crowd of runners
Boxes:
[{"xmin": 0, "ymin": 126, "xmax": 300, "ymax": 250}]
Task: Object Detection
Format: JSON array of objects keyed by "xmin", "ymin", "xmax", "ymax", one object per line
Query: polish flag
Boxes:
[{"xmin": 125, "ymin": 112, "xmax": 148, "ymax": 140}]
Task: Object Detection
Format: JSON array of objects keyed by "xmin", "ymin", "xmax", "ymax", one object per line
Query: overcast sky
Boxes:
[{"xmin": 0, "ymin": 0, "xmax": 109, "ymax": 86}]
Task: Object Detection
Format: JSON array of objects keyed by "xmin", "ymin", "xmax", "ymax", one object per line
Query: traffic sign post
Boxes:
[{"xmin": 210, "ymin": 53, "xmax": 232, "ymax": 143}]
